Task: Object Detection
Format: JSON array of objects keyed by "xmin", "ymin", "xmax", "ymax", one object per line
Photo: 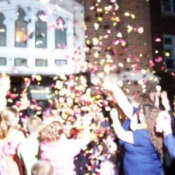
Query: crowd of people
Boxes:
[{"xmin": 0, "ymin": 74, "xmax": 175, "ymax": 175}]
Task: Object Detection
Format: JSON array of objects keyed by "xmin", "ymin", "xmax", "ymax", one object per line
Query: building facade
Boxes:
[
  {"xmin": 0, "ymin": 0, "xmax": 86, "ymax": 102},
  {"xmin": 0, "ymin": 0, "xmax": 85, "ymax": 75},
  {"xmin": 81, "ymin": 0, "xmax": 157, "ymax": 95},
  {"xmin": 150, "ymin": 0, "xmax": 175, "ymax": 104},
  {"xmin": 0, "ymin": 0, "xmax": 157, "ymax": 102}
]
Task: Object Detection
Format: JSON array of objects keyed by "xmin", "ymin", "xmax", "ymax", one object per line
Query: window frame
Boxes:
[
  {"xmin": 0, "ymin": 0, "xmax": 81, "ymax": 75},
  {"xmin": 14, "ymin": 58, "xmax": 28, "ymax": 67},
  {"xmin": 55, "ymin": 59, "xmax": 67, "ymax": 66},
  {"xmin": 161, "ymin": 0, "xmax": 175, "ymax": 15},
  {"xmin": 0, "ymin": 13, "xmax": 6, "ymax": 46},
  {"xmin": 55, "ymin": 17, "xmax": 67, "ymax": 49},
  {"xmin": 0, "ymin": 57, "xmax": 6, "ymax": 66},
  {"xmin": 15, "ymin": 8, "xmax": 28, "ymax": 48},
  {"xmin": 35, "ymin": 58, "xmax": 48, "ymax": 67},
  {"xmin": 163, "ymin": 34, "xmax": 175, "ymax": 70},
  {"xmin": 35, "ymin": 10, "xmax": 47, "ymax": 49}
]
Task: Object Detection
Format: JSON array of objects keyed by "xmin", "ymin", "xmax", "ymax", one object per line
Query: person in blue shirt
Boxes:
[
  {"xmin": 110, "ymin": 104, "xmax": 164, "ymax": 175},
  {"xmin": 102, "ymin": 76, "xmax": 159, "ymax": 174}
]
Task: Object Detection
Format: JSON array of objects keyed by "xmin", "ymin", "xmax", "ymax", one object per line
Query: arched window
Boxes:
[
  {"xmin": 35, "ymin": 11, "xmax": 47, "ymax": 48},
  {"xmin": 15, "ymin": 8, "xmax": 27, "ymax": 47},
  {"xmin": 55, "ymin": 17, "xmax": 67, "ymax": 49},
  {"xmin": 0, "ymin": 13, "xmax": 6, "ymax": 46}
]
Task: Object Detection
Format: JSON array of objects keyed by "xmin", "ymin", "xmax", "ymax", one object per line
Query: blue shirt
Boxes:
[
  {"xmin": 117, "ymin": 107, "xmax": 137, "ymax": 174},
  {"xmin": 123, "ymin": 129, "xmax": 162, "ymax": 175}
]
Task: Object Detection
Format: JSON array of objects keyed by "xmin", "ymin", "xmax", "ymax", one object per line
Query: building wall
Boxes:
[
  {"xmin": 118, "ymin": 0, "xmax": 153, "ymax": 69},
  {"xmin": 150, "ymin": 0, "xmax": 175, "ymax": 69},
  {"xmin": 150, "ymin": 0, "xmax": 166, "ymax": 71},
  {"xmin": 150, "ymin": 0, "xmax": 175, "ymax": 105},
  {"xmin": 1, "ymin": 0, "xmax": 159, "ymax": 100},
  {"xmin": 79, "ymin": 0, "xmax": 153, "ymax": 73},
  {"xmin": 77, "ymin": 0, "xmax": 155, "ymax": 95},
  {"xmin": 0, "ymin": 0, "xmax": 153, "ymax": 78}
]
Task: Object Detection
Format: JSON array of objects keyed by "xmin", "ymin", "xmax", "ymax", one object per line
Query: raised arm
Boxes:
[
  {"xmin": 160, "ymin": 91, "xmax": 171, "ymax": 111},
  {"xmin": 103, "ymin": 77, "xmax": 133, "ymax": 119},
  {"xmin": 149, "ymin": 91, "xmax": 160, "ymax": 108},
  {"xmin": 110, "ymin": 108, "xmax": 134, "ymax": 144},
  {"xmin": 157, "ymin": 111, "xmax": 175, "ymax": 158}
]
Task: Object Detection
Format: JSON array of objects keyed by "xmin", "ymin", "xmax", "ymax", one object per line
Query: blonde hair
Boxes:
[
  {"xmin": 0, "ymin": 107, "xmax": 19, "ymax": 138},
  {"xmin": 40, "ymin": 121, "xmax": 63, "ymax": 142}
]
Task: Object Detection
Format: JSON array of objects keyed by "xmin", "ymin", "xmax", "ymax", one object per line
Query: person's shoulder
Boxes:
[
  {"xmin": 8, "ymin": 128, "xmax": 25, "ymax": 142},
  {"xmin": 69, "ymin": 138, "xmax": 82, "ymax": 143},
  {"xmin": 19, "ymin": 135, "xmax": 36, "ymax": 147},
  {"xmin": 133, "ymin": 128, "xmax": 149, "ymax": 139},
  {"xmin": 14, "ymin": 129, "xmax": 25, "ymax": 138}
]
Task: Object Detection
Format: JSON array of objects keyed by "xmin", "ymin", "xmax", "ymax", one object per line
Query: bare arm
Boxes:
[
  {"xmin": 161, "ymin": 91, "xmax": 171, "ymax": 111},
  {"xmin": 149, "ymin": 91, "xmax": 160, "ymax": 108},
  {"xmin": 103, "ymin": 77, "xmax": 133, "ymax": 119},
  {"xmin": 130, "ymin": 113, "xmax": 138, "ymax": 131},
  {"xmin": 110, "ymin": 108, "xmax": 134, "ymax": 144}
]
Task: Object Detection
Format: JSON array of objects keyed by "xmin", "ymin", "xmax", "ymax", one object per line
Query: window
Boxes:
[
  {"xmin": 55, "ymin": 59, "xmax": 67, "ymax": 66},
  {"xmin": 164, "ymin": 38, "xmax": 172, "ymax": 45},
  {"xmin": 161, "ymin": 0, "xmax": 175, "ymax": 14},
  {"xmin": 35, "ymin": 11, "xmax": 47, "ymax": 48},
  {"xmin": 35, "ymin": 58, "xmax": 48, "ymax": 67},
  {"xmin": 15, "ymin": 8, "xmax": 27, "ymax": 47},
  {"xmin": 0, "ymin": 13, "xmax": 6, "ymax": 46},
  {"xmin": 55, "ymin": 17, "xmax": 67, "ymax": 49},
  {"xmin": 0, "ymin": 57, "xmax": 6, "ymax": 66},
  {"xmin": 15, "ymin": 58, "xmax": 27, "ymax": 67},
  {"xmin": 163, "ymin": 35, "xmax": 175, "ymax": 70}
]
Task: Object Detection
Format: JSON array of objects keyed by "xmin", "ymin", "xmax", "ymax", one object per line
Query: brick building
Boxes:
[
  {"xmin": 0, "ymin": 0, "xmax": 85, "ymax": 103},
  {"xmin": 81, "ymin": 0, "xmax": 152, "ymax": 72},
  {"xmin": 150, "ymin": 0, "xmax": 175, "ymax": 105},
  {"xmin": 0, "ymin": 0, "xmax": 162, "ymax": 103},
  {"xmin": 79, "ymin": 0, "xmax": 157, "ymax": 96}
]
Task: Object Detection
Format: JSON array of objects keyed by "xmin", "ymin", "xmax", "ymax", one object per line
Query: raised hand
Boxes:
[
  {"xmin": 102, "ymin": 75, "xmax": 114, "ymax": 91},
  {"xmin": 160, "ymin": 91, "xmax": 171, "ymax": 111},
  {"xmin": 156, "ymin": 111, "xmax": 172, "ymax": 135}
]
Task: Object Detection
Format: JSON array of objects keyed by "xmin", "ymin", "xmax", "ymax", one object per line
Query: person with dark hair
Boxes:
[
  {"xmin": 110, "ymin": 104, "xmax": 164, "ymax": 175},
  {"xmin": 102, "ymin": 76, "xmax": 156, "ymax": 175}
]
